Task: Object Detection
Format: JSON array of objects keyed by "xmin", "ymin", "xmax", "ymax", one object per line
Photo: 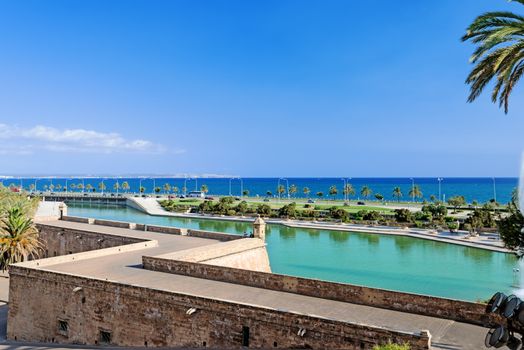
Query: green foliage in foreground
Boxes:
[
  {"xmin": 0, "ymin": 186, "xmax": 42, "ymax": 270},
  {"xmin": 498, "ymin": 190, "xmax": 524, "ymax": 250},
  {"xmin": 462, "ymin": 0, "xmax": 524, "ymax": 113},
  {"xmin": 373, "ymin": 343, "xmax": 410, "ymax": 350}
]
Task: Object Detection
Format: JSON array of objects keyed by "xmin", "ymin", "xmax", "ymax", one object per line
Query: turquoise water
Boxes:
[{"xmin": 68, "ymin": 203, "xmax": 522, "ymax": 302}]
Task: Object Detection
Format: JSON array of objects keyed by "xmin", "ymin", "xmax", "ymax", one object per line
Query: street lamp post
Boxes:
[
  {"xmin": 33, "ymin": 178, "xmax": 40, "ymax": 193},
  {"xmin": 229, "ymin": 178, "xmax": 244, "ymax": 197},
  {"xmin": 437, "ymin": 177, "xmax": 443, "ymax": 202},
  {"xmin": 341, "ymin": 178, "xmax": 348, "ymax": 202},
  {"xmin": 492, "ymin": 177, "xmax": 497, "ymax": 203}
]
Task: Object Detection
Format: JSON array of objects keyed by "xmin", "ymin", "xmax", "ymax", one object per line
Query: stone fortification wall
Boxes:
[
  {"xmin": 36, "ymin": 223, "xmax": 145, "ymax": 258},
  {"xmin": 7, "ymin": 266, "xmax": 430, "ymax": 349},
  {"xmin": 154, "ymin": 238, "xmax": 271, "ymax": 273},
  {"xmin": 143, "ymin": 255, "xmax": 491, "ymax": 327}
]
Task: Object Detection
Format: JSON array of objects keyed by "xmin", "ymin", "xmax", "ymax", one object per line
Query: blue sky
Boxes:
[{"xmin": 1, "ymin": 0, "xmax": 524, "ymax": 177}]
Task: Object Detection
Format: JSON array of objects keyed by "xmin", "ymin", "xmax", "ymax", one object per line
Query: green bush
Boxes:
[
  {"xmin": 394, "ymin": 209, "xmax": 413, "ymax": 223},
  {"xmin": 373, "ymin": 343, "xmax": 410, "ymax": 350}
]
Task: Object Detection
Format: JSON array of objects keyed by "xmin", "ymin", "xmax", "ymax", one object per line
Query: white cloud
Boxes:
[{"xmin": 0, "ymin": 124, "xmax": 167, "ymax": 154}]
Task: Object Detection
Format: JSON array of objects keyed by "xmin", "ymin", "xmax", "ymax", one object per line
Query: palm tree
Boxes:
[
  {"xmin": 408, "ymin": 185, "xmax": 423, "ymax": 202},
  {"xmin": 266, "ymin": 190, "xmax": 272, "ymax": 197},
  {"xmin": 86, "ymin": 184, "xmax": 93, "ymax": 192},
  {"xmin": 201, "ymin": 184, "xmax": 209, "ymax": 194},
  {"xmin": 0, "ymin": 206, "xmax": 43, "ymax": 271},
  {"xmin": 172, "ymin": 186, "xmax": 179, "ymax": 195},
  {"xmin": 121, "ymin": 181, "xmax": 130, "ymax": 193},
  {"xmin": 277, "ymin": 185, "xmax": 286, "ymax": 198},
  {"xmin": 163, "ymin": 183, "xmax": 171, "ymax": 194},
  {"xmin": 29, "ymin": 184, "xmax": 35, "ymax": 193},
  {"xmin": 289, "ymin": 184, "xmax": 298, "ymax": 198},
  {"xmin": 462, "ymin": 1, "xmax": 524, "ymax": 113},
  {"xmin": 360, "ymin": 186, "xmax": 372, "ymax": 200},
  {"xmin": 113, "ymin": 181, "xmax": 120, "ymax": 194},
  {"xmin": 77, "ymin": 183, "xmax": 84, "ymax": 192},
  {"xmin": 56, "ymin": 184, "xmax": 62, "ymax": 192},
  {"xmin": 343, "ymin": 183, "xmax": 355, "ymax": 202},
  {"xmin": 316, "ymin": 191, "xmax": 324, "ymax": 199},
  {"xmin": 303, "ymin": 187, "xmax": 311, "ymax": 198},
  {"xmin": 70, "ymin": 183, "xmax": 77, "ymax": 192},
  {"xmin": 392, "ymin": 187, "xmax": 403, "ymax": 202},
  {"xmin": 98, "ymin": 182, "xmax": 106, "ymax": 193},
  {"xmin": 329, "ymin": 185, "xmax": 338, "ymax": 200}
]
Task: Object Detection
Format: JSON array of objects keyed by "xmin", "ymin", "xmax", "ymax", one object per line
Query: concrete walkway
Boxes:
[{"xmin": 26, "ymin": 220, "xmax": 491, "ymax": 350}]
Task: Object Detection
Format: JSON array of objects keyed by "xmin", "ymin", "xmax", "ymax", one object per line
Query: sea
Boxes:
[{"xmin": 1, "ymin": 177, "xmax": 518, "ymax": 204}]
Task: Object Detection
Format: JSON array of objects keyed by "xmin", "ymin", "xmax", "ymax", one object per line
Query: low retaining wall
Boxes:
[
  {"xmin": 60, "ymin": 216, "xmax": 242, "ymax": 242},
  {"xmin": 143, "ymin": 255, "xmax": 492, "ymax": 326},
  {"xmin": 8, "ymin": 267, "xmax": 430, "ymax": 349},
  {"xmin": 155, "ymin": 239, "xmax": 271, "ymax": 273},
  {"xmin": 36, "ymin": 223, "xmax": 146, "ymax": 258}
]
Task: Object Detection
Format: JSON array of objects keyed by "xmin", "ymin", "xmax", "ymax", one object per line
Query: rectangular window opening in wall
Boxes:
[
  {"xmin": 99, "ymin": 330, "xmax": 112, "ymax": 344},
  {"xmin": 57, "ymin": 320, "xmax": 68, "ymax": 336},
  {"xmin": 242, "ymin": 326, "xmax": 250, "ymax": 347}
]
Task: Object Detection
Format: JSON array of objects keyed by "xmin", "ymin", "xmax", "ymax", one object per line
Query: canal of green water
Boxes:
[{"xmin": 67, "ymin": 203, "xmax": 521, "ymax": 302}]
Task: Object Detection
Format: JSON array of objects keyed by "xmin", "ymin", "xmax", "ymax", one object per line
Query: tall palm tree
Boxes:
[
  {"xmin": 343, "ymin": 183, "xmax": 355, "ymax": 201},
  {"xmin": 172, "ymin": 186, "xmax": 179, "ymax": 195},
  {"xmin": 121, "ymin": 181, "xmax": 130, "ymax": 193},
  {"xmin": 163, "ymin": 183, "xmax": 172, "ymax": 194},
  {"xmin": 277, "ymin": 185, "xmax": 286, "ymax": 198},
  {"xmin": 303, "ymin": 187, "xmax": 311, "ymax": 198},
  {"xmin": 360, "ymin": 186, "xmax": 372, "ymax": 200},
  {"xmin": 0, "ymin": 206, "xmax": 43, "ymax": 271},
  {"xmin": 408, "ymin": 185, "xmax": 423, "ymax": 202},
  {"xmin": 462, "ymin": 0, "xmax": 524, "ymax": 113},
  {"xmin": 200, "ymin": 184, "xmax": 209, "ymax": 194},
  {"xmin": 98, "ymin": 182, "xmax": 106, "ymax": 193},
  {"xmin": 289, "ymin": 184, "xmax": 298, "ymax": 198},
  {"xmin": 392, "ymin": 187, "xmax": 403, "ymax": 202},
  {"xmin": 113, "ymin": 181, "xmax": 120, "ymax": 194},
  {"xmin": 329, "ymin": 185, "xmax": 338, "ymax": 200},
  {"xmin": 85, "ymin": 184, "xmax": 93, "ymax": 192}
]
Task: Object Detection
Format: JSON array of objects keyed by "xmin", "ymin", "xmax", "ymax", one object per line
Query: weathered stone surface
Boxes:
[
  {"xmin": 36, "ymin": 223, "xmax": 144, "ymax": 258},
  {"xmin": 7, "ymin": 266, "xmax": 430, "ymax": 349},
  {"xmin": 143, "ymin": 255, "xmax": 493, "ymax": 327},
  {"xmin": 155, "ymin": 239, "xmax": 271, "ymax": 273}
]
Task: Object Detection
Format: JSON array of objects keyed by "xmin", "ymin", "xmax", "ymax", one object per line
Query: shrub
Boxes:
[
  {"xmin": 329, "ymin": 207, "xmax": 349, "ymax": 221},
  {"xmin": 394, "ymin": 209, "xmax": 413, "ymax": 223},
  {"xmin": 421, "ymin": 203, "xmax": 447, "ymax": 220},
  {"xmin": 256, "ymin": 204, "xmax": 272, "ymax": 216},
  {"xmin": 363, "ymin": 210, "xmax": 382, "ymax": 221},
  {"xmin": 414, "ymin": 211, "xmax": 432, "ymax": 222},
  {"xmin": 226, "ymin": 209, "xmax": 237, "ymax": 216},
  {"xmin": 279, "ymin": 202, "xmax": 297, "ymax": 218},
  {"xmin": 447, "ymin": 222, "xmax": 459, "ymax": 232}
]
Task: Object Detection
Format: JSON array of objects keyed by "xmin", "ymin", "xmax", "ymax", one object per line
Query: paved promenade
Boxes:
[{"xmin": 20, "ymin": 220, "xmax": 491, "ymax": 349}]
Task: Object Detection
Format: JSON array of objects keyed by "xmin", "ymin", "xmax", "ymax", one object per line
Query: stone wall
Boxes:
[
  {"xmin": 143, "ymin": 255, "xmax": 492, "ymax": 326},
  {"xmin": 36, "ymin": 223, "xmax": 145, "ymax": 258},
  {"xmin": 154, "ymin": 239, "xmax": 271, "ymax": 273},
  {"xmin": 61, "ymin": 216, "xmax": 242, "ymax": 242},
  {"xmin": 7, "ymin": 266, "xmax": 430, "ymax": 349}
]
